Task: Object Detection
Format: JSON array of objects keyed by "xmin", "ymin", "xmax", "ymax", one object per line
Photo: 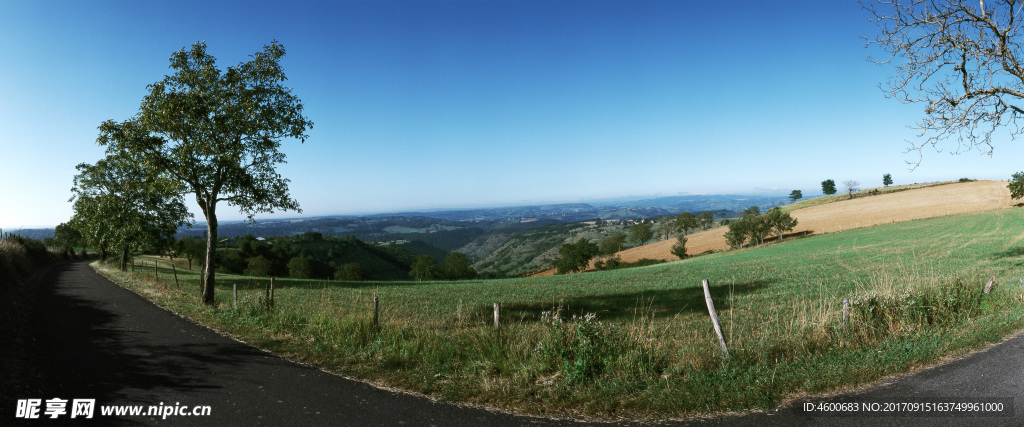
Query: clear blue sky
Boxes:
[{"xmin": 3, "ymin": 0, "xmax": 1023, "ymax": 229}]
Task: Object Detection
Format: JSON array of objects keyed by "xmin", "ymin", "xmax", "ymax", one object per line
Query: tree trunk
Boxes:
[
  {"xmin": 201, "ymin": 208, "xmax": 218, "ymax": 305},
  {"xmin": 120, "ymin": 245, "xmax": 129, "ymax": 272}
]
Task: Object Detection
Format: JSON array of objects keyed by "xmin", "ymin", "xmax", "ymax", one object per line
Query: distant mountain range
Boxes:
[{"xmin": 6, "ymin": 194, "xmax": 794, "ymax": 243}]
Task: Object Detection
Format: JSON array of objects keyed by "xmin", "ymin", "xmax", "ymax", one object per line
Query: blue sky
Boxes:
[{"xmin": 3, "ymin": 0, "xmax": 1023, "ymax": 229}]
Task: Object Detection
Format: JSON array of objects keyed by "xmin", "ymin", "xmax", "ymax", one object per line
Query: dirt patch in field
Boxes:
[{"xmin": 532, "ymin": 180, "xmax": 1014, "ymax": 276}]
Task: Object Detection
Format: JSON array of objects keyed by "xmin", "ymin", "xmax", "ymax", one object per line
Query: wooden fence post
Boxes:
[
  {"xmin": 984, "ymin": 276, "xmax": 997, "ymax": 294},
  {"xmin": 842, "ymin": 298, "xmax": 850, "ymax": 328},
  {"xmin": 270, "ymin": 277, "xmax": 275, "ymax": 308},
  {"xmin": 172, "ymin": 264, "xmax": 179, "ymax": 288},
  {"xmin": 494, "ymin": 302, "xmax": 501, "ymax": 331},
  {"xmin": 131, "ymin": 258, "xmax": 135, "ymax": 272},
  {"xmin": 265, "ymin": 281, "xmax": 270, "ymax": 304},
  {"xmin": 373, "ymin": 296, "xmax": 380, "ymax": 329},
  {"xmin": 155, "ymin": 260, "xmax": 159, "ymax": 280},
  {"xmin": 701, "ymin": 279, "xmax": 729, "ymax": 358},
  {"xmin": 233, "ymin": 284, "xmax": 237, "ymax": 310}
]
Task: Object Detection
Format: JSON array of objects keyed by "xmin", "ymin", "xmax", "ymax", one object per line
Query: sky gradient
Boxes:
[{"xmin": 3, "ymin": 0, "xmax": 1024, "ymax": 229}]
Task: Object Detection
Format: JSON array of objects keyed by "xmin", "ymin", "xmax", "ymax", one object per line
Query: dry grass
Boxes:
[{"xmin": 533, "ymin": 180, "xmax": 1015, "ymax": 276}]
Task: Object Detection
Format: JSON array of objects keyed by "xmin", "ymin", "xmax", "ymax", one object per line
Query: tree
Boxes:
[
  {"xmin": 843, "ymin": 180, "xmax": 860, "ymax": 199},
  {"xmin": 865, "ymin": 1, "xmax": 1024, "ymax": 164},
  {"xmin": 178, "ymin": 237, "xmax": 206, "ymax": 270},
  {"xmin": 674, "ymin": 212, "xmax": 700, "ymax": 236},
  {"xmin": 821, "ymin": 179, "xmax": 837, "ymax": 195},
  {"xmin": 1009, "ymin": 171, "xmax": 1024, "ymax": 200},
  {"xmin": 97, "ymin": 41, "xmax": 312, "ymax": 304},
  {"xmin": 70, "ymin": 155, "xmax": 191, "ymax": 272},
  {"xmin": 410, "ymin": 255, "xmax": 441, "ymax": 281},
  {"xmin": 442, "ymin": 252, "xmax": 477, "ymax": 280},
  {"xmin": 53, "ymin": 222, "xmax": 82, "ymax": 254},
  {"xmin": 670, "ymin": 236, "xmax": 688, "ymax": 259},
  {"xmin": 334, "ymin": 262, "xmax": 364, "ymax": 281},
  {"xmin": 883, "ymin": 173, "xmax": 893, "ymax": 187},
  {"xmin": 287, "ymin": 256, "xmax": 312, "ymax": 279},
  {"xmin": 629, "ymin": 222, "xmax": 654, "ymax": 245},
  {"xmin": 697, "ymin": 211, "xmax": 715, "ymax": 230},
  {"xmin": 245, "ymin": 255, "xmax": 273, "ymax": 277},
  {"xmin": 745, "ymin": 211, "xmax": 772, "ymax": 246},
  {"xmin": 553, "ymin": 238, "xmax": 599, "ymax": 274},
  {"xmin": 599, "ymin": 233, "xmax": 627, "ymax": 255},
  {"xmin": 724, "ymin": 220, "xmax": 749, "ymax": 249},
  {"xmin": 789, "ymin": 190, "xmax": 803, "ymax": 202},
  {"xmin": 764, "ymin": 207, "xmax": 798, "ymax": 241}
]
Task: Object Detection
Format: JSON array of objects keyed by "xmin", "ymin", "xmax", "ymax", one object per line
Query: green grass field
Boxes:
[{"xmin": 96, "ymin": 208, "xmax": 1024, "ymax": 420}]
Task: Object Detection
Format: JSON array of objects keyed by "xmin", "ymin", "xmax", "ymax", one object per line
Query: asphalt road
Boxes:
[{"xmin": 5, "ymin": 261, "xmax": 1024, "ymax": 426}]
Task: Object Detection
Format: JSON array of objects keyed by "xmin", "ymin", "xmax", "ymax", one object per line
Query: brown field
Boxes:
[{"xmin": 532, "ymin": 180, "xmax": 1015, "ymax": 276}]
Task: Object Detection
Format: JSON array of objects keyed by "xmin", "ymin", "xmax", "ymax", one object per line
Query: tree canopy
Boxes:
[
  {"xmin": 1009, "ymin": 171, "xmax": 1024, "ymax": 200},
  {"xmin": 553, "ymin": 238, "xmax": 599, "ymax": 274},
  {"xmin": 97, "ymin": 41, "xmax": 312, "ymax": 304},
  {"xmin": 630, "ymin": 222, "xmax": 654, "ymax": 245},
  {"xmin": 821, "ymin": 179, "xmax": 837, "ymax": 195},
  {"xmin": 70, "ymin": 154, "xmax": 191, "ymax": 271}
]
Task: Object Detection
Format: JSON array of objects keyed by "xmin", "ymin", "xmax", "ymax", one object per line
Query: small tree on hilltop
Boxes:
[
  {"xmin": 789, "ymin": 190, "xmax": 803, "ymax": 202},
  {"xmin": 843, "ymin": 180, "xmax": 860, "ymax": 199},
  {"xmin": 883, "ymin": 173, "xmax": 893, "ymax": 187},
  {"xmin": 1009, "ymin": 172, "xmax": 1024, "ymax": 201},
  {"xmin": 822, "ymin": 179, "xmax": 837, "ymax": 196}
]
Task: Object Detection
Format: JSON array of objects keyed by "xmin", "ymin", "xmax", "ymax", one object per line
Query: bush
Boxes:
[
  {"xmin": 671, "ymin": 236, "xmax": 687, "ymax": 259},
  {"xmin": 537, "ymin": 311, "xmax": 621, "ymax": 385}
]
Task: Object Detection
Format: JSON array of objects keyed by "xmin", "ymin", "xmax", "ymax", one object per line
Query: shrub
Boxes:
[{"xmin": 537, "ymin": 311, "xmax": 621, "ymax": 385}]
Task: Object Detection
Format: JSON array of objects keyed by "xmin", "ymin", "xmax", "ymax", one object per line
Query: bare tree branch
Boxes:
[{"xmin": 864, "ymin": 0, "xmax": 1024, "ymax": 168}]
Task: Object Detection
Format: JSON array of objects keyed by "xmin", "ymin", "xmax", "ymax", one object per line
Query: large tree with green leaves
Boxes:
[
  {"xmin": 97, "ymin": 41, "xmax": 312, "ymax": 304},
  {"xmin": 764, "ymin": 207, "xmax": 798, "ymax": 242},
  {"xmin": 553, "ymin": 238, "xmax": 599, "ymax": 274},
  {"xmin": 52, "ymin": 222, "xmax": 82, "ymax": 255},
  {"xmin": 70, "ymin": 154, "xmax": 191, "ymax": 271},
  {"xmin": 442, "ymin": 252, "xmax": 477, "ymax": 280}
]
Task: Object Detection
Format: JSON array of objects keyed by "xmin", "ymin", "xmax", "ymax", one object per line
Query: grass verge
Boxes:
[
  {"xmin": 94, "ymin": 209, "xmax": 1024, "ymax": 421},
  {"xmin": 1, "ymin": 237, "xmax": 65, "ymax": 400}
]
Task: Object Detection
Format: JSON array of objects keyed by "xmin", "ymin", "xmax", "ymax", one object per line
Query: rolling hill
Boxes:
[{"xmin": 534, "ymin": 180, "xmax": 1017, "ymax": 276}]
